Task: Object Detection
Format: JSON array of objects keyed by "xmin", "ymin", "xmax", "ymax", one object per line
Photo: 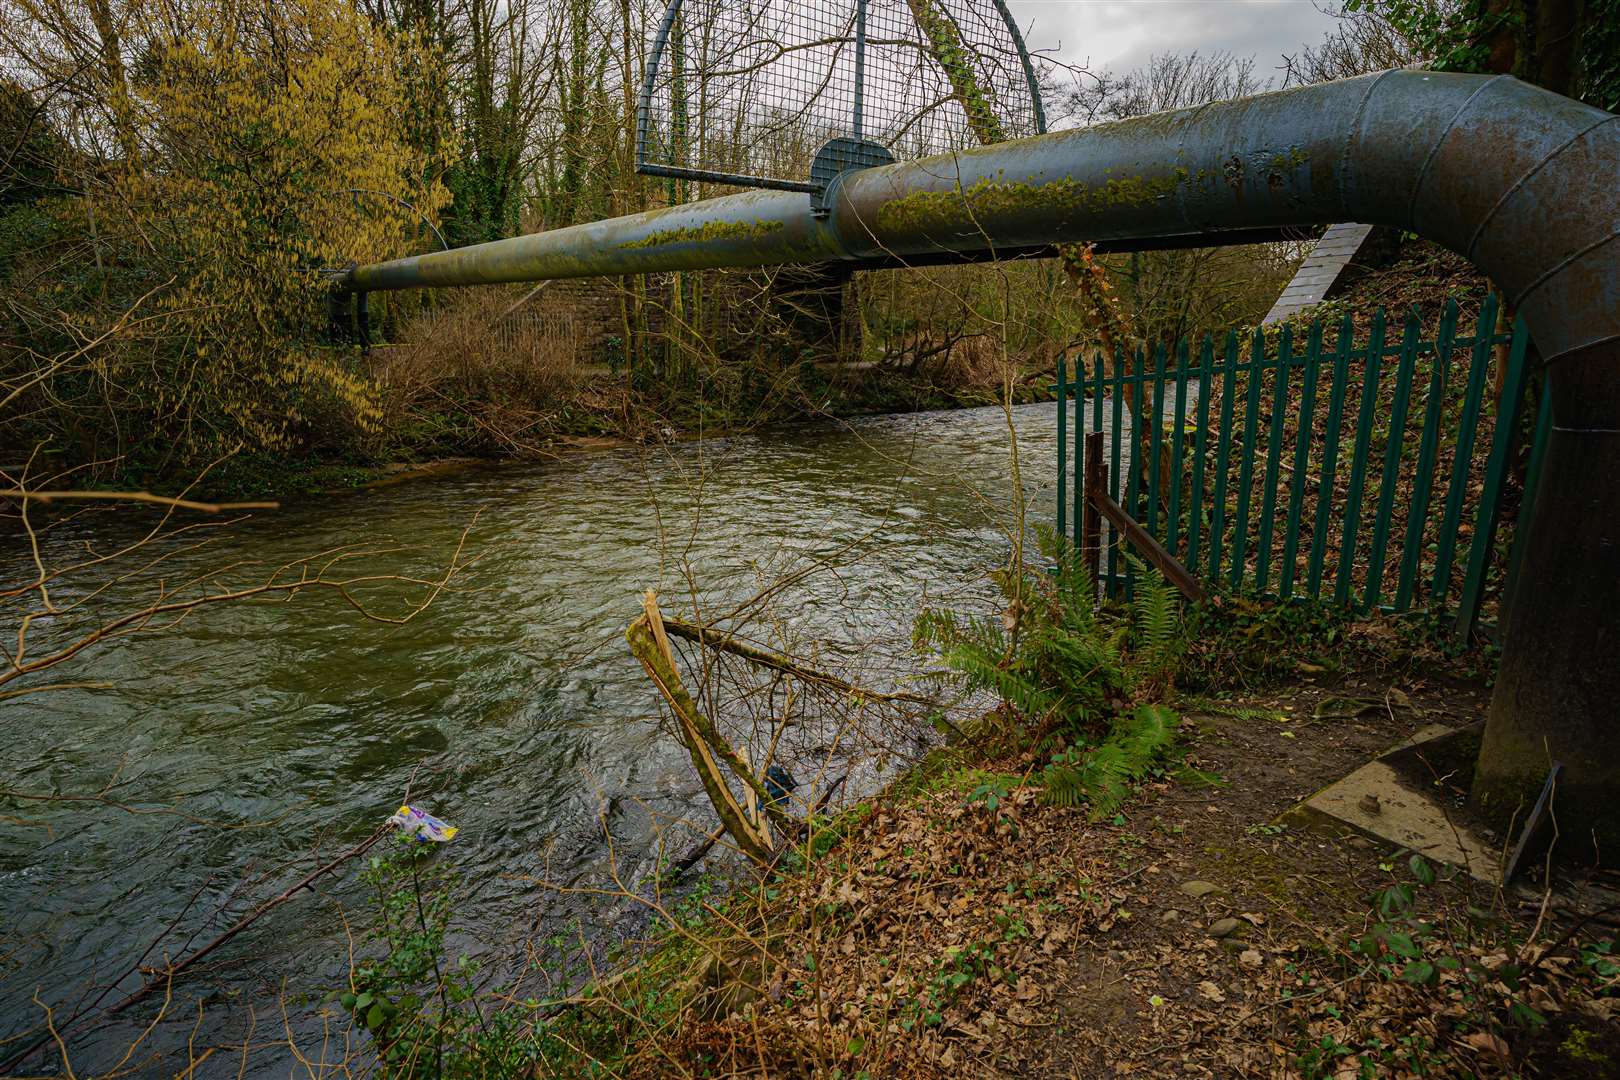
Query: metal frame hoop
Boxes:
[{"xmin": 635, "ymin": 0, "xmax": 1045, "ymax": 194}]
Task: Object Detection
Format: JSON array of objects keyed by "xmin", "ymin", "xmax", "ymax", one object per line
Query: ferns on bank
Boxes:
[
  {"xmin": 915, "ymin": 528, "xmax": 1190, "ymax": 816},
  {"xmin": 1127, "ymin": 558, "xmax": 1182, "ymax": 689},
  {"xmin": 914, "ymin": 526, "xmax": 1126, "ymax": 746},
  {"xmin": 1038, "ymin": 704, "xmax": 1179, "ymax": 816}
]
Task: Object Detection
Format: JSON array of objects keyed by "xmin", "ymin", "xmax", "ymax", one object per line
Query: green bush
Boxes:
[{"xmin": 340, "ymin": 840, "xmax": 533, "ymax": 1078}]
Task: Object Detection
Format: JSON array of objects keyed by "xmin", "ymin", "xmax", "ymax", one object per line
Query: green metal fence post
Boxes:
[
  {"xmin": 1055, "ymin": 352, "xmax": 1067, "ymax": 545},
  {"xmin": 1256, "ymin": 324, "xmax": 1294, "ymax": 596},
  {"xmin": 1231, "ymin": 328, "xmax": 1266, "ymax": 591},
  {"xmin": 1108, "ymin": 346, "xmax": 1125, "ymax": 595},
  {"xmin": 1073, "ymin": 354, "xmax": 1086, "ymax": 549},
  {"xmin": 1280, "ymin": 319, "xmax": 1324, "ymax": 600},
  {"xmin": 1092, "ymin": 352, "xmax": 1106, "ymax": 584},
  {"xmin": 1168, "ymin": 339, "xmax": 1191, "ymax": 558},
  {"xmin": 1146, "ymin": 342, "xmax": 1169, "ymax": 539},
  {"xmin": 1124, "ymin": 346, "xmax": 1146, "ymax": 598},
  {"xmin": 1395, "ymin": 298, "xmax": 1460, "ymax": 610},
  {"xmin": 1307, "ymin": 313, "xmax": 1355, "ymax": 599},
  {"xmin": 1336, "ymin": 308, "xmax": 1387, "ymax": 606},
  {"xmin": 1430, "ymin": 294, "xmax": 1499, "ymax": 604},
  {"xmin": 1364, "ymin": 310, "xmax": 1423, "ymax": 611},
  {"xmin": 1209, "ymin": 331, "xmax": 1240, "ymax": 583},
  {"xmin": 1455, "ymin": 318, "xmax": 1533, "ymax": 640},
  {"xmin": 1187, "ymin": 334, "xmax": 1214, "ymax": 575}
]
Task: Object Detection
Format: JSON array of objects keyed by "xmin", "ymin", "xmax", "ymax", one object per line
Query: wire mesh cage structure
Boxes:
[{"xmin": 636, "ymin": 0, "xmax": 1045, "ymax": 208}]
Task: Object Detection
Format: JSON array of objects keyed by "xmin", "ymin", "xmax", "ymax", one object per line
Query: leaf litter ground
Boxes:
[{"xmin": 629, "ymin": 659, "xmax": 1618, "ymax": 1078}]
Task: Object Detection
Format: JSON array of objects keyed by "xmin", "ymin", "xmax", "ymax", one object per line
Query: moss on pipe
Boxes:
[
  {"xmin": 617, "ymin": 219, "xmax": 785, "ymax": 251},
  {"xmin": 873, "ymin": 170, "xmax": 1192, "ymax": 236}
]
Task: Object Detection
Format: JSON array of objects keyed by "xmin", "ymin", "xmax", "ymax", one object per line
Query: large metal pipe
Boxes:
[{"xmin": 347, "ymin": 70, "xmax": 1620, "ymax": 845}]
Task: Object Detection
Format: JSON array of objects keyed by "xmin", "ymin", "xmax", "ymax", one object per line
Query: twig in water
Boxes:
[{"xmin": 107, "ymin": 825, "xmax": 392, "ymax": 1017}]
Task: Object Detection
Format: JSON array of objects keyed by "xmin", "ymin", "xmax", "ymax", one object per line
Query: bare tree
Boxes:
[
  {"xmin": 1066, "ymin": 50, "xmax": 1268, "ymax": 123},
  {"xmin": 1283, "ymin": 2, "xmax": 1423, "ymax": 85}
]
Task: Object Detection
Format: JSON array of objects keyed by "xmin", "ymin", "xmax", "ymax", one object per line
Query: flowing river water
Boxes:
[{"xmin": 1, "ymin": 400, "xmax": 1091, "ymax": 1073}]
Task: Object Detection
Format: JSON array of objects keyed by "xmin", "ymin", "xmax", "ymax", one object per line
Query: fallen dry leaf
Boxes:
[{"xmin": 1465, "ymin": 1031, "xmax": 1510, "ymax": 1058}]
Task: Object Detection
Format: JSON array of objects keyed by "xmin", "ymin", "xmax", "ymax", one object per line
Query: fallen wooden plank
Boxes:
[{"xmin": 1091, "ymin": 490, "xmax": 1205, "ymax": 602}]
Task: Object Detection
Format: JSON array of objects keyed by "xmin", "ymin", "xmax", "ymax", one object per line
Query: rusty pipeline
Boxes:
[{"xmin": 346, "ymin": 70, "xmax": 1619, "ymax": 369}]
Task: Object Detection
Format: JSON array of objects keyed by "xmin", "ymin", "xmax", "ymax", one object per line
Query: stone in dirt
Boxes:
[
  {"xmin": 1179, "ymin": 879, "xmax": 1223, "ymax": 899},
  {"xmin": 1207, "ymin": 917, "xmax": 1244, "ymax": 939}
]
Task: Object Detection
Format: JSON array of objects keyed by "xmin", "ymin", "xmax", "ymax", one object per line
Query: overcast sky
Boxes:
[{"xmin": 1005, "ymin": 0, "xmax": 1342, "ymax": 82}]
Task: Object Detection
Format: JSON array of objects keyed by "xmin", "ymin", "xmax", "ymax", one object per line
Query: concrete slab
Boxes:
[
  {"xmin": 1263, "ymin": 222, "xmax": 1377, "ymax": 325},
  {"xmin": 1286, "ymin": 724, "xmax": 1504, "ymax": 884}
]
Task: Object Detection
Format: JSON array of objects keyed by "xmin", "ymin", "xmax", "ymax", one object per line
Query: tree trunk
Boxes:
[
  {"xmin": 84, "ymin": 0, "xmax": 139, "ymax": 166},
  {"xmin": 904, "ymin": 0, "xmax": 1005, "ymax": 143}
]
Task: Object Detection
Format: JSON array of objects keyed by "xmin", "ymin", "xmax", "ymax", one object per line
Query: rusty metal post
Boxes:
[
  {"xmin": 1091, "ymin": 490, "xmax": 1206, "ymax": 603},
  {"xmin": 1083, "ymin": 431, "xmax": 1104, "ymax": 590}
]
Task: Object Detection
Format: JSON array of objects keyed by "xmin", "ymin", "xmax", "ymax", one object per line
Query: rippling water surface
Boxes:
[{"xmin": 1, "ymin": 400, "xmax": 1088, "ymax": 1071}]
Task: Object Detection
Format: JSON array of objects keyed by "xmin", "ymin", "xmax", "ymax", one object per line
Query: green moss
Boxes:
[
  {"xmin": 1470, "ymin": 765, "xmax": 1550, "ymax": 828},
  {"xmin": 618, "ymin": 218, "xmax": 783, "ymax": 250},
  {"xmin": 1263, "ymin": 147, "xmax": 1311, "ymax": 189},
  {"xmin": 1205, "ymin": 840, "xmax": 1366, "ymax": 920},
  {"xmin": 1268, "ymin": 147, "xmax": 1310, "ymax": 173},
  {"xmin": 1562, "ymin": 1025, "xmax": 1605, "ymax": 1063},
  {"xmin": 874, "ymin": 169, "xmax": 1190, "ymax": 236}
]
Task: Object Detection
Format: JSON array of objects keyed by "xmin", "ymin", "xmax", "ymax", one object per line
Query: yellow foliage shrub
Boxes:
[{"xmin": 86, "ymin": 0, "xmax": 450, "ymax": 460}]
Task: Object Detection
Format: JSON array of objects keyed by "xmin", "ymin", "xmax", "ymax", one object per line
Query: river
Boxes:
[{"xmin": 0, "ymin": 400, "xmax": 1083, "ymax": 1073}]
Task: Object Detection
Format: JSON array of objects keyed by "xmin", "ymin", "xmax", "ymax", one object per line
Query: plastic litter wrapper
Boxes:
[{"xmin": 388, "ymin": 804, "xmax": 459, "ymax": 843}]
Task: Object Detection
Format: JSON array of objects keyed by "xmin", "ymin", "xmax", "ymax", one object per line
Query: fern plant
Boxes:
[
  {"xmin": 914, "ymin": 526, "xmax": 1126, "ymax": 749},
  {"xmin": 916, "ymin": 531, "xmax": 1190, "ymax": 816},
  {"xmin": 1038, "ymin": 704, "xmax": 1179, "ymax": 816},
  {"xmin": 1126, "ymin": 555, "xmax": 1184, "ymax": 693}
]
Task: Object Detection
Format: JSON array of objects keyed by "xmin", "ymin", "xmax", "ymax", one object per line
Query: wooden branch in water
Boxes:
[
  {"xmin": 0, "ymin": 489, "xmax": 279, "ymax": 512},
  {"xmin": 667, "ymin": 824, "xmax": 727, "ymax": 882},
  {"xmin": 666, "ymin": 771, "xmax": 852, "ymax": 885},
  {"xmin": 626, "ymin": 593, "xmax": 788, "ymax": 863},
  {"xmin": 661, "ymin": 618, "xmax": 935, "ymax": 707},
  {"xmin": 812, "ymin": 773, "xmax": 848, "ymax": 815}
]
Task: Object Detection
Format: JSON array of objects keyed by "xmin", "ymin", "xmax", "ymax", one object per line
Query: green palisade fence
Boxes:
[{"xmin": 1052, "ymin": 297, "xmax": 1543, "ymax": 641}]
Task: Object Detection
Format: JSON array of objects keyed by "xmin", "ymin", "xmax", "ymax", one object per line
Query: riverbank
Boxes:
[
  {"xmin": 162, "ymin": 235, "xmax": 1470, "ymax": 505},
  {"xmin": 501, "ymin": 604, "xmax": 1617, "ymax": 1078},
  {"xmin": 184, "ymin": 361, "xmax": 1057, "ymax": 502}
]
